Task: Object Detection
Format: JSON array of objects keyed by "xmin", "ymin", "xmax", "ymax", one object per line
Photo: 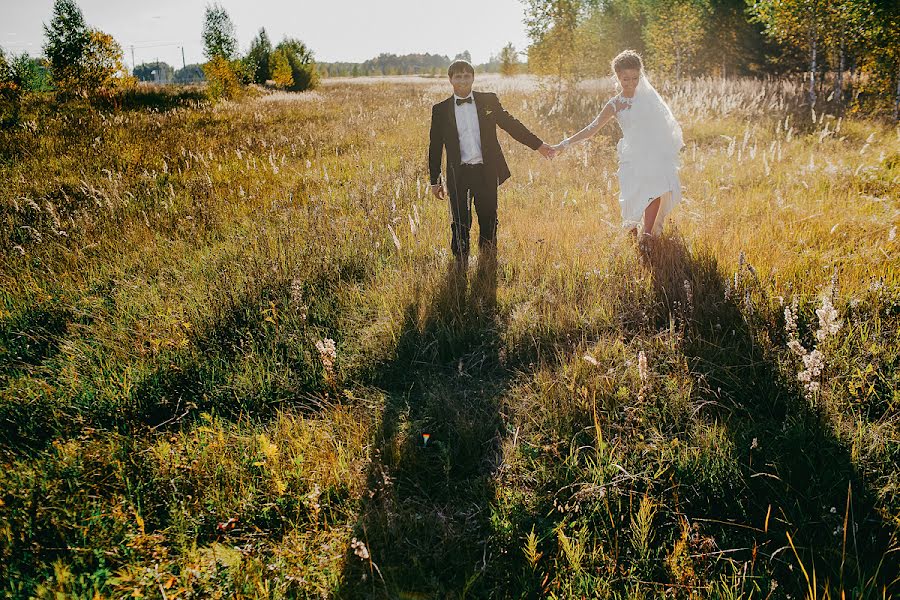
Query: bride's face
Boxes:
[{"xmin": 616, "ymin": 69, "xmax": 640, "ymax": 96}]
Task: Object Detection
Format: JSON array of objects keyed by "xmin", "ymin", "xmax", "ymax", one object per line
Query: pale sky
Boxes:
[{"xmin": 0, "ymin": 0, "xmax": 532, "ymax": 69}]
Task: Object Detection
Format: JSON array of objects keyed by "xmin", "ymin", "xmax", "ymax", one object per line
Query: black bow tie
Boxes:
[{"xmin": 456, "ymin": 97, "xmax": 473, "ymax": 106}]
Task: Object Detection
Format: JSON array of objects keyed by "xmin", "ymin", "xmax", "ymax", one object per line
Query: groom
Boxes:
[{"xmin": 429, "ymin": 60, "xmax": 554, "ymax": 267}]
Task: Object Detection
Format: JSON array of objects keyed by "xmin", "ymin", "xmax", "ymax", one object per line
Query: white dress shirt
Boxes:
[{"xmin": 453, "ymin": 94, "xmax": 483, "ymax": 165}]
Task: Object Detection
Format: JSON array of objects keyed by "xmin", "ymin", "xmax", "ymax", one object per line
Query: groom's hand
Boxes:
[
  {"xmin": 430, "ymin": 184, "xmax": 446, "ymax": 200},
  {"xmin": 537, "ymin": 143, "xmax": 556, "ymax": 159}
]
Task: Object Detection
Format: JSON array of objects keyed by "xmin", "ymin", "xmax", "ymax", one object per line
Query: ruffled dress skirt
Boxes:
[{"xmin": 616, "ymin": 141, "xmax": 681, "ymax": 235}]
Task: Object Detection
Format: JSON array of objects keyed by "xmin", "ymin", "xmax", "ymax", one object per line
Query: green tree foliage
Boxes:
[
  {"xmin": 697, "ymin": 0, "xmax": 776, "ymax": 76},
  {"xmin": 275, "ymin": 38, "xmax": 318, "ymax": 91},
  {"xmin": 863, "ymin": 0, "xmax": 900, "ymax": 118},
  {"xmin": 642, "ymin": 0, "xmax": 709, "ymax": 80},
  {"xmin": 245, "ymin": 28, "xmax": 272, "ymax": 84},
  {"xmin": 0, "ymin": 51, "xmax": 50, "ymax": 94},
  {"xmin": 0, "ymin": 48, "xmax": 24, "ymax": 124},
  {"xmin": 133, "ymin": 61, "xmax": 175, "ymax": 83},
  {"xmin": 42, "ymin": 0, "xmax": 131, "ymax": 95},
  {"xmin": 201, "ymin": 5, "xmax": 241, "ymax": 100},
  {"xmin": 499, "ymin": 43, "xmax": 520, "ymax": 76},
  {"xmin": 523, "ymin": 0, "xmax": 584, "ymax": 83},
  {"xmin": 81, "ymin": 29, "xmax": 133, "ymax": 92},
  {"xmin": 750, "ymin": 0, "xmax": 898, "ymax": 114},
  {"xmin": 202, "ymin": 3, "xmax": 238, "ymax": 61},
  {"xmin": 750, "ymin": 0, "xmax": 829, "ymax": 104},
  {"xmin": 42, "ymin": 0, "xmax": 91, "ymax": 90},
  {"xmin": 203, "ymin": 55, "xmax": 241, "ymax": 100},
  {"xmin": 270, "ymin": 48, "xmax": 293, "ymax": 88}
]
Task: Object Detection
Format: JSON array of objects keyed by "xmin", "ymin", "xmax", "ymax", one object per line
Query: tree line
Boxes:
[
  {"xmin": 523, "ymin": 0, "xmax": 899, "ymax": 117},
  {"xmin": 317, "ymin": 46, "xmax": 524, "ymax": 78},
  {"xmin": 0, "ymin": 0, "xmax": 319, "ymax": 121}
]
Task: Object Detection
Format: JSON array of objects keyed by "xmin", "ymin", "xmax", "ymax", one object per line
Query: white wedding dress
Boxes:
[{"xmin": 609, "ymin": 76, "xmax": 683, "ymax": 233}]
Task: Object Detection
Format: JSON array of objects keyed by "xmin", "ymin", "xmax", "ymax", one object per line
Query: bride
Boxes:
[{"xmin": 552, "ymin": 50, "xmax": 684, "ymax": 239}]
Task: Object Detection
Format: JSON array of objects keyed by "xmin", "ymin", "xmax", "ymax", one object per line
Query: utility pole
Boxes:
[
  {"xmin": 130, "ymin": 45, "xmax": 135, "ymax": 72},
  {"xmin": 181, "ymin": 46, "xmax": 186, "ymax": 70}
]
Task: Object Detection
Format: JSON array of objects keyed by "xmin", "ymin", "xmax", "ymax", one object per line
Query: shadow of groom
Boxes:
[
  {"xmin": 337, "ymin": 254, "xmax": 510, "ymax": 597},
  {"xmin": 641, "ymin": 235, "xmax": 897, "ymax": 592}
]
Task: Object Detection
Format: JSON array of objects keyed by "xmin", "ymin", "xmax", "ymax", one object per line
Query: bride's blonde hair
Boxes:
[{"xmin": 611, "ymin": 50, "xmax": 643, "ymax": 75}]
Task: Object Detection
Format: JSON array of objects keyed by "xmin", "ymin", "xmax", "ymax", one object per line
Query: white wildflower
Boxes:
[
  {"xmin": 316, "ymin": 338, "xmax": 337, "ymax": 380},
  {"xmin": 798, "ymin": 349, "xmax": 825, "ymax": 393},
  {"xmin": 637, "ymin": 351, "xmax": 648, "ymax": 383},
  {"xmin": 290, "ymin": 278, "xmax": 304, "ymax": 307},
  {"xmin": 350, "ymin": 538, "xmax": 370, "ymax": 560},
  {"xmin": 802, "ymin": 349, "xmax": 824, "ymax": 377},
  {"xmin": 787, "ymin": 339, "xmax": 807, "ymax": 357},
  {"xmin": 683, "ymin": 280, "xmax": 693, "ymax": 312},
  {"xmin": 784, "ymin": 305, "xmax": 798, "ymax": 337},
  {"xmin": 814, "ymin": 295, "xmax": 841, "ymax": 341}
]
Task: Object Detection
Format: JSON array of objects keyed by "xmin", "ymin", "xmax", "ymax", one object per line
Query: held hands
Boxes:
[
  {"xmin": 432, "ymin": 141, "xmax": 557, "ymax": 200},
  {"xmin": 550, "ymin": 141, "xmax": 569, "ymax": 156}
]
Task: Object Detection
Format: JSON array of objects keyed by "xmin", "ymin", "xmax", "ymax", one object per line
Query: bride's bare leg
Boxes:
[{"xmin": 642, "ymin": 197, "xmax": 661, "ymax": 236}]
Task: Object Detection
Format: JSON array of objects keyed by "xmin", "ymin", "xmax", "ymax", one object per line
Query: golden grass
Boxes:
[{"xmin": 0, "ymin": 76, "xmax": 898, "ymax": 598}]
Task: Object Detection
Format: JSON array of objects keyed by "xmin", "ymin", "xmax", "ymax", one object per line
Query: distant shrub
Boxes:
[
  {"xmin": 245, "ymin": 28, "xmax": 272, "ymax": 85},
  {"xmin": 81, "ymin": 29, "xmax": 135, "ymax": 92},
  {"xmin": 275, "ymin": 38, "xmax": 318, "ymax": 92},
  {"xmin": 203, "ymin": 55, "xmax": 242, "ymax": 101},
  {"xmin": 0, "ymin": 48, "xmax": 21, "ymax": 103},
  {"xmin": 0, "ymin": 49, "xmax": 50, "ymax": 124},
  {"xmin": 269, "ymin": 48, "xmax": 293, "ymax": 89}
]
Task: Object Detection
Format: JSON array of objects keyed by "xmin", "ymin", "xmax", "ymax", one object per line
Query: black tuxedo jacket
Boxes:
[{"xmin": 428, "ymin": 91, "xmax": 543, "ymax": 190}]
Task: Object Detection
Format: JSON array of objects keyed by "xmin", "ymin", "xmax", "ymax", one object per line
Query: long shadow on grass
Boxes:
[
  {"xmin": 643, "ymin": 235, "xmax": 898, "ymax": 594},
  {"xmin": 338, "ymin": 255, "xmax": 516, "ymax": 597}
]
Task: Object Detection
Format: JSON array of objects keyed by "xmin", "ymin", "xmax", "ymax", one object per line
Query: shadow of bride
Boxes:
[
  {"xmin": 640, "ymin": 234, "xmax": 897, "ymax": 592},
  {"xmin": 337, "ymin": 255, "xmax": 511, "ymax": 597}
]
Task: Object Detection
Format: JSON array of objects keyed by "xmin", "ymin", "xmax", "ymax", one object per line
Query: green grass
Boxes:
[{"xmin": 0, "ymin": 75, "xmax": 898, "ymax": 598}]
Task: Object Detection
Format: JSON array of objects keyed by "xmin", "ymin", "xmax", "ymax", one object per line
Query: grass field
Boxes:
[{"xmin": 1, "ymin": 74, "xmax": 899, "ymax": 598}]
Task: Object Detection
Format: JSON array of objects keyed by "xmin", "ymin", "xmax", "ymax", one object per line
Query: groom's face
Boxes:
[{"xmin": 450, "ymin": 71, "xmax": 474, "ymax": 98}]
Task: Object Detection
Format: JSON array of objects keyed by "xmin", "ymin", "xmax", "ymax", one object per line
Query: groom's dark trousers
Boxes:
[
  {"xmin": 429, "ymin": 91, "xmax": 543, "ymax": 258},
  {"xmin": 449, "ymin": 164, "xmax": 497, "ymax": 257}
]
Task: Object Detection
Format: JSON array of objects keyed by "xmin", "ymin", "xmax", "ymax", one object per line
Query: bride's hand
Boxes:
[{"xmin": 552, "ymin": 143, "xmax": 566, "ymax": 155}]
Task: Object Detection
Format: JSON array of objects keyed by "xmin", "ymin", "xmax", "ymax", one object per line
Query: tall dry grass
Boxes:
[{"xmin": 0, "ymin": 75, "xmax": 898, "ymax": 598}]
